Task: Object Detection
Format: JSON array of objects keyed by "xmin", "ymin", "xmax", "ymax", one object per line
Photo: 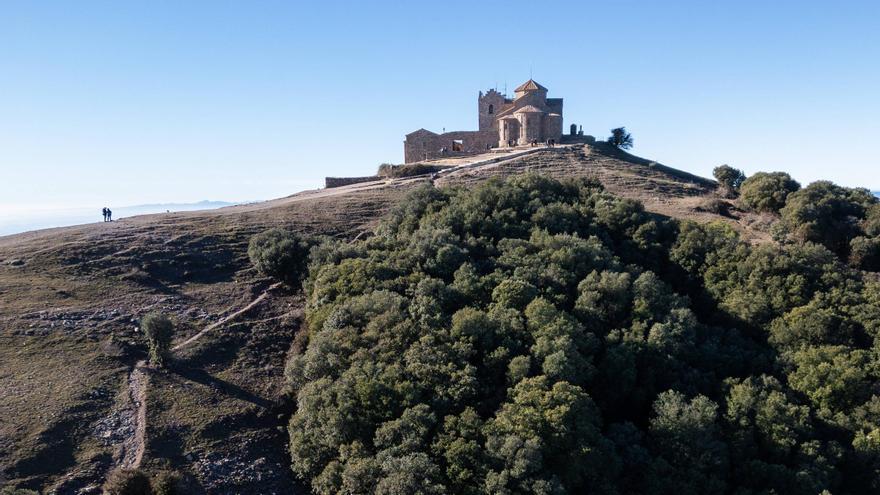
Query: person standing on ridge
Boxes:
[
  {"xmin": 102, "ymin": 207, "xmax": 108, "ymax": 222},
  {"xmin": 107, "ymin": 208, "xmax": 112, "ymax": 222}
]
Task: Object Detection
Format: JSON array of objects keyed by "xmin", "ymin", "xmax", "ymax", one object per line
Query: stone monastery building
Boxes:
[{"xmin": 404, "ymin": 79, "xmax": 567, "ymax": 163}]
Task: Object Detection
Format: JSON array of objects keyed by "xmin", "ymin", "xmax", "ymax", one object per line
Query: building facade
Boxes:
[{"xmin": 403, "ymin": 79, "xmax": 564, "ymax": 163}]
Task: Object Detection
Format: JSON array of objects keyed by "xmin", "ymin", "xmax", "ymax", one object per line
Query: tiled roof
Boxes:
[
  {"xmin": 514, "ymin": 79, "xmax": 548, "ymax": 92},
  {"xmin": 514, "ymin": 105, "xmax": 544, "ymax": 113}
]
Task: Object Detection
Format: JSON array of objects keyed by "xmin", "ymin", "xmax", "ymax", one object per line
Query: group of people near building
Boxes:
[
  {"xmin": 505, "ymin": 138, "xmax": 557, "ymax": 147},
  {"xmin": 101, "ymin": 207, "xmax": 113, "ymax": 222},
  {"xmin": 439, "ymin": 136, "xmax": 559, "ymax": 157}
]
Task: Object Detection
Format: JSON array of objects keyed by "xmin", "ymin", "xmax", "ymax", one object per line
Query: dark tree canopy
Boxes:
[
  {"xmin": 248, "ymin": 228, "xmax": 312, "ymax": 286},
  {"xmin": 778, "ymin": 180, "xmax": 878, "ymax": 258},
  {"xmin": 713, "ymin": 165, "xmax": 746, "ymax": 193},
  {"xmin": 286, "ymin": 175, "xmax": 880, "ymax": 494},
  {"xmin": 607, "ymin": 127, "xmax": 634, "ymax": 150},
  {"xmin": 739, "ymin": 171, "xmax": 801, "ymax": 213}
]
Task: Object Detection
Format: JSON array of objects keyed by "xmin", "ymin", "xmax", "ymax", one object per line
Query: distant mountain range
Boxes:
[{"xmin": 0, "ymin": 200, "xmax": 238, "ymax": 237}]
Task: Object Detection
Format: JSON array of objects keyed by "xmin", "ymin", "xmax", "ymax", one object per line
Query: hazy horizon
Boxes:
[{"xmin": 0, "ymin": 199, "xmax": 242, "ymax": 237}]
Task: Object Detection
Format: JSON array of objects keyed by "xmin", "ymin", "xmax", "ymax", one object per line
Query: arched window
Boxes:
[{"xmin": 488, "ymin": 104, "xmax": 494, "ymax": 114}]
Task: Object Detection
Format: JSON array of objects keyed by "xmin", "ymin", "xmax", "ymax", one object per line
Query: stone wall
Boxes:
[
  {"xmin": 325, "ymin": 176, "xmax": 381, "ymax": 188},
  {"xmin": 404, "ymin": 129, "xmax": 499, "ymax": 163},
  {"xmin": 521, "ymin": 114, "xmax": 542, "ymax": 143},
  {"xmin": 512, "ymin": 90, "xmax": 547, "ymax": 110},
  {"xmin": 543, "ymin": 114, "xmax": 563, "ymax": 143},
  {"xmin": 560, "ymin": 134, "xmax": 596, "ymax": 144},
  {"xmin": 478, "ymin": 90, "xmax": 509, "ymax": 131}
]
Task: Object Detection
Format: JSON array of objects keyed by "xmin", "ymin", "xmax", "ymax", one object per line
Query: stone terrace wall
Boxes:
[
  {"xmin": 404, "ymin": 130, "xmax": 498, "ymax": 163},
  {"xmin": 325, "ymin": 176, "xmax": 381, "ymax": 188}
]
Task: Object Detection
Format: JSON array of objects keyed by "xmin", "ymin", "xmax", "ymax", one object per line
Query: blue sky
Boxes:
[{"xmin": 1, "ymin": 0, "xmax": 878, "ymax": 213}]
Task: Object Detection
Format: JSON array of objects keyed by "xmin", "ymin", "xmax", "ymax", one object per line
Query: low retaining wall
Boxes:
[
  {"xmin": 325, "ymin": 176, "xmax": 381, "ymax": 189},
  {"xmin": 560, "ymin": 134, "xmax": 596, "ymax": 144}
]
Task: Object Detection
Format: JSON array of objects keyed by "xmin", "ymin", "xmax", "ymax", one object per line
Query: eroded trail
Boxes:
[
  {"xmin": 119, "ymin": 360, "xmax": 148, "ymax": 469},
  {"xmin": 172, "ymin": 282, "xmax": 282, "ymax": 352}
]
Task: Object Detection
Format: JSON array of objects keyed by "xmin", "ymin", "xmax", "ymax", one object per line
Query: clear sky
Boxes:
[{"xmin": 1, "ymin": 0, "xmax": 878, "ymax": 214}]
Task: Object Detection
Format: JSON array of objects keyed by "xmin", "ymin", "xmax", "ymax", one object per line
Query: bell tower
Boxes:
[{"xmin": 478, "ymin": 89, "xmax": 506, "ymax": 131}]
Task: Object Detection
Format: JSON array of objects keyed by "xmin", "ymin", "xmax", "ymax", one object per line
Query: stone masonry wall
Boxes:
[
  {"xmin": 404, "ymin": 129, "xmax": 499, "ymax": 163},
  {"xmin": 325, "ymin": 176, "xmax": 381, "ymax": 188},
  {"xmin": 479, "ymin": 90, "xmax": 508, "ymax": 131}
]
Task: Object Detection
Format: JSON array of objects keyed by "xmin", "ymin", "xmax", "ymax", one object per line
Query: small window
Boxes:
[{"xmin": 488, "ymin": 104, "xmax": 494, "ymax": 114}]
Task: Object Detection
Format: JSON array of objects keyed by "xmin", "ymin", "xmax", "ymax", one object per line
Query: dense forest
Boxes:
[{"xmin": 275, "ymin": 173, "xmax": 880, "ymax": 494}]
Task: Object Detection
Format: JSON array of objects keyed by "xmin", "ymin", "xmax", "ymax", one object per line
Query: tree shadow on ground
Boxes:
[{"xmin": 167, "ymin": 365, "xmax": 275, "ymax": 409}]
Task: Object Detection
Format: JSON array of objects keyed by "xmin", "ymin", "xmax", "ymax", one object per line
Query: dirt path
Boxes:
[
  {"xmin": 172, "ymin": 282, "xmax": 282, "ymax": 352},
  {"xmin": 119, "ymin": 360, "xmax": 148, "ymax": 469}
]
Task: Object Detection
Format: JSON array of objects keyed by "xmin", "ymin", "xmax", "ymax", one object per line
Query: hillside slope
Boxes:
[{"xmin": 0, "ymin": 144, "xmax": 740, "ymax": 493}]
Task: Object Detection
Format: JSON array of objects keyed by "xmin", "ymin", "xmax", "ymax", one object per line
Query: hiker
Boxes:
[
  {"xmin": 107, "ymin": 208, "xmax": 112, "ymax": 222},
  {"xmin": 102, "ymin": 207, "xmax": 107, "ymax": 222}
]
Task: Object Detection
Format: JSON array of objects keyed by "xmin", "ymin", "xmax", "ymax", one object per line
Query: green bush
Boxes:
[
  {"xmin": 248, "ymin": 228, "xmax": 311, "ymax": 286},
  {"xmin": 739, "ymin": 171, "xmax": 800, "ymax": 213},
  {"xmin": 712, "ymin": 164, "xmax": 746, "ymax": 194},
  {"xmin": 850, "ymin": 236, "xmax": 880, "ymax": 271},
  {"xmin": 376, "ymin": 162, "xmax": 397, "ymax": 177},
  {"xmin": 141, "ymin": 312, "xmax": 173, "ymax": 368},
  {"xmin": 864, "ymin": 203, "xmax": 880, "ymax": 237},
  {"xmin": 377, "ymin": 162, "xmax": 446, "ymax": 178},
  {"xmin": 607, "ymin": 126, "xmax": 633, "ymax": 149},
  {"xmin": 778, "ymin": 181, "xmax": 877, "ymax": 256},
  {"xmin": 695, "ymin": 198, "xmax": 734, "ymax": 216},
  {"xmin": 390, "ymin": 163, "xmax": 445, "ymax": 178},
  {"xmin": 103, "ymin": 468, "xmax": 153, "ymax": 495},
  {"xmin": 151, "ymin": 470, "xmax": 186, "ymax": 495}
]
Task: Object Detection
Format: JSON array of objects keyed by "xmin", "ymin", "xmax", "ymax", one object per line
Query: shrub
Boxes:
[
  {"xmin": 151, "ymin": 470, "xmax": 186, "ymax": 495},
  {"xmin": 779, "ymin": 181, "xmax": 877, "ymax": 256},
  {"xmin": 389, "ymin": 163, "xmax": 445, "ymax": 178},
  {"xmin": 607, "ymin": 127, "xmax": 633, "ymax": 149},
  {"xmin": 864, "ymin": 203, "xmax": 880, "ymax": 237},
  {"xmin": 377, "ymin": 162, "xmax": 397, "ymax": 177},
  {"xmin": 377, "ymin": 162, "xmax": 445, "ymax": 178},
  {"xmin": 491, "ymin": 278, "xmax": 537, "ymax": 308},
  {"xmin": 141, "ymin": 312, "xmax": 173, "ymax": 368},
  {"xmin": 248, "ymin": 228, "xmax": 311, "ymax": 286},
  {"xmin": 850, "ymin": 236, "xmax": 880, "ymax": 271},
  {"xmin": 739, "ymin": 171, "xmax": 800, "ymax": 213},
  {"xmin": 712, "ymin": 165, "xmax": 746, "ymax": 195},
  {"xmin": 103, "ymin": 468, "xmax": 153, "ymax": 495},
  {"xmin": 695, "ymin": 198, "xmax": 734, "ymax": 217}
]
